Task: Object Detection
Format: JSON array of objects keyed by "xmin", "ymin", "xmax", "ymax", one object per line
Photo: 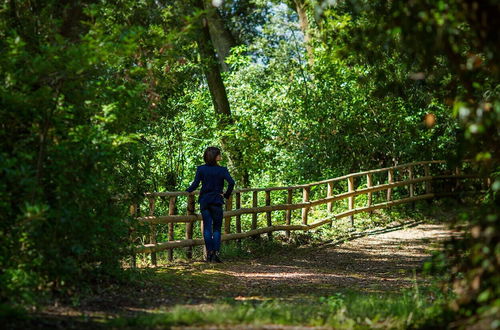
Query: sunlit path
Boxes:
[{"xmin": 38, "ymin": 222, "xmax": 459, "ymax": 325}]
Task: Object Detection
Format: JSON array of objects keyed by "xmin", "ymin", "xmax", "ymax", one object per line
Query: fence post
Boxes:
[
  {"xmin": 285, "ymin": 188, "xmax": 293, "ymax": 238},
  {"xmin": 186, "ymin": 194, "xmax": 195, "ymax": 259},
  {"xmin": 235, "ymin": 192, "xmax": 241, "ymax": 248},
  {"xmin": 224, "ymin": 195, "xmax": 232, "ymax": 234},
  {"xmin": 424, "ymin": 163, "xmax": 432, "ymax": 194},
  {"xmin": 348, "ymin": 177, "xmax": 355, "ymax": 226},
  {"xmin": 408, "ymin": 165, "xmax": 415, "ymax": 209},
  {"xmin": 387, "ymin": 169, "xmax": 394, "ymax": 202},
  {"xmin": 129, "ymin": 203, "xmax": 137, "ymax": 269},
  {"xmin": 484, "ymin": 177, "xmax": 491, "ymax": 190},
  {"xmin": 327, "ymin": 181, "xmax": 334, "ymax": 213},
  {"xmin": 168, "ymin": 196, "xmax": 176, "ymax": 262},
  {"xmin": 366, "ymin": 174, "xmax": 373, "ymax": 215},
  {"xmin": 454, "ymin": 166, "xmax": 461, "ymax": 193},
  {"xmin": 302, "ymin": 186, "xmax": 310, "ymax": 227},
  {"xmin": 148, "ymin": 197, "xmax": 157, "ymax": 267},
  {"xmin": 265, "ymin": 190, "xmax": 272, "ymax": 240},
  {"xmin": 251, "ymin": 190, "xmax": 258, "ymax": 239}
]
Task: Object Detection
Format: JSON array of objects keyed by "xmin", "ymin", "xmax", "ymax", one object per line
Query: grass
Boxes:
[{"xmin": 107, "ymin": 284, "xmax": 454, "ymax": 329}]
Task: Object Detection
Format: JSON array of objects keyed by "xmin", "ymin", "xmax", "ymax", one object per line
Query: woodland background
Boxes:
[{"xmin": 0, "ymin": 0, "xmax": 498, "ymax": 327}]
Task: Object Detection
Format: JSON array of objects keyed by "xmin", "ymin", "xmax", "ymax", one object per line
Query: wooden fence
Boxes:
[{"xmin": 128, "ymin": 160, "xmax": 487, "ymax": 266}]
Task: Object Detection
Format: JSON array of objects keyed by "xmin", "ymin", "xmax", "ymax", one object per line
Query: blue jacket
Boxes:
[{"xmin": 185, "ymin": 164, "xmax": 235, "ymax": 209}]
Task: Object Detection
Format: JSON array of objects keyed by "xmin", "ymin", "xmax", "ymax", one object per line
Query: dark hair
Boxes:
[{"xmin": 203, "ymin": 146, "xmax": 221, "ymax": 166}]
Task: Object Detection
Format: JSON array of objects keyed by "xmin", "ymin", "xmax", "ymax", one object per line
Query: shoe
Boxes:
[
  {"xmin": 212, "ymin": 252, "xmax": 223, "ymax": 263},
  {"xmin": 206, "ymin": 251, "xmax": 213, "ymax": 263}
]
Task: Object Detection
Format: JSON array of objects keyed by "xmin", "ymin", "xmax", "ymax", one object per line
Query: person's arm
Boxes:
[
  {"xmin": 185, "ymin": 166, "xmax": 202, "ymax": 193},
  {"xmin": 223, "ymin": 167, "xmax": 235, "ymax": 199}
]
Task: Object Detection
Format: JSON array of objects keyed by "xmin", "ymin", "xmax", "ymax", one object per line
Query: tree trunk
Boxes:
[
  {"xmin": 205, "ymin": 4, "xmax": 237, "ymax": 72},
  {"xmin": 196, "ymin": 1, "xmax": 250, "ymax": 187},
  {"xmin": 293, "ymin": 0, "xmax": 313, "ymax": 65}
]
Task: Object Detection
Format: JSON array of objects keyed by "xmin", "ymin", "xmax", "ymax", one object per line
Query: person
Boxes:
[{"xmin": 185, "ymin": 146, "xmax": 235, "ymax": 263}]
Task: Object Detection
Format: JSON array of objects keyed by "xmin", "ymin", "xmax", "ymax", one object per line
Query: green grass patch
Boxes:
[{"xmin": 108, "ymin": 285, "xmax": 454, "ymax": 329}]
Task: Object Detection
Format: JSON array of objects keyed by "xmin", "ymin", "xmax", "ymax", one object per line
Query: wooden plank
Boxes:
[
  {"xmin": 148, "ymin": 197, "xmax": 157, "ymax": 266},
  {"xmin": 348, "ymin": 176, "xmax": 355, "ymax": 226},
  {"xmin": 266, "ymin": 190, "xmax": 272, "ymax": 239},
  {"xmin": 168, "ymin": 196, "xmax": 176, "ymax": 261}
]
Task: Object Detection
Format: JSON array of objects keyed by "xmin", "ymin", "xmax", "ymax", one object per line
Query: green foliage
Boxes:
[
  {"xmin": 314, "ymin": 0, "xmax": 500, "ymax": 325},
  {"xmin": 1, "ymin": 1, "xmax": 496, "ymax": 328},
  {"xmin": 0, "ymin": 0, "xmax": 192, "ymax": 305}
]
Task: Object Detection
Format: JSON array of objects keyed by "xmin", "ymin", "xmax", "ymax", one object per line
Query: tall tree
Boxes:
[
  {"xmin": 196, "ymin": 0, "xmax": 250, "ymax": 186},
  {"xmin": 292, "ymin": 0, "xmax": 313, "ymax": 64},
  {"xmin": 206, "ymin": 4, "xmax": 237, "ymax": 72}
]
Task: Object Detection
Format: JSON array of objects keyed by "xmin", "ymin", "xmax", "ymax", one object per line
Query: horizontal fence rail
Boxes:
[{"xmin": 127, "ymin": 160, "xmax": 488, "ymax": 266}]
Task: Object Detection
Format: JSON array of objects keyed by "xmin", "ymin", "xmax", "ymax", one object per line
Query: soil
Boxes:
[{"xmin": 28, "ymin": 222, "xmax": 461, "ymax": 329}]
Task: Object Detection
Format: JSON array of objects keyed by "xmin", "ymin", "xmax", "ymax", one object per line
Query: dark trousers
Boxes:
[{"xmin": 200, "ymin": 203, "xmax": 223, "ymax": 252}]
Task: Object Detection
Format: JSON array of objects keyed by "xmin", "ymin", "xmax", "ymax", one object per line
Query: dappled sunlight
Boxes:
[{"xmin": 35, "ymin": 223, "xmax": 457, "ymax": 321}]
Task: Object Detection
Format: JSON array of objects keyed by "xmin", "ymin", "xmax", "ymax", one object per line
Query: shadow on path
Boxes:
[{"xmin": 33, "ymin": 222, "xmax": 461, "ymax": 326}]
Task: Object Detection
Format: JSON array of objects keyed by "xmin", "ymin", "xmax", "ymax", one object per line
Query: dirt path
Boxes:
[
  {"xmin": 192, "ymin": 223, "xmax": 458, "ymax": 300},
  {"xmin": 38, "ymin": 222, "xmax": 460, "ymax": 323}
]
